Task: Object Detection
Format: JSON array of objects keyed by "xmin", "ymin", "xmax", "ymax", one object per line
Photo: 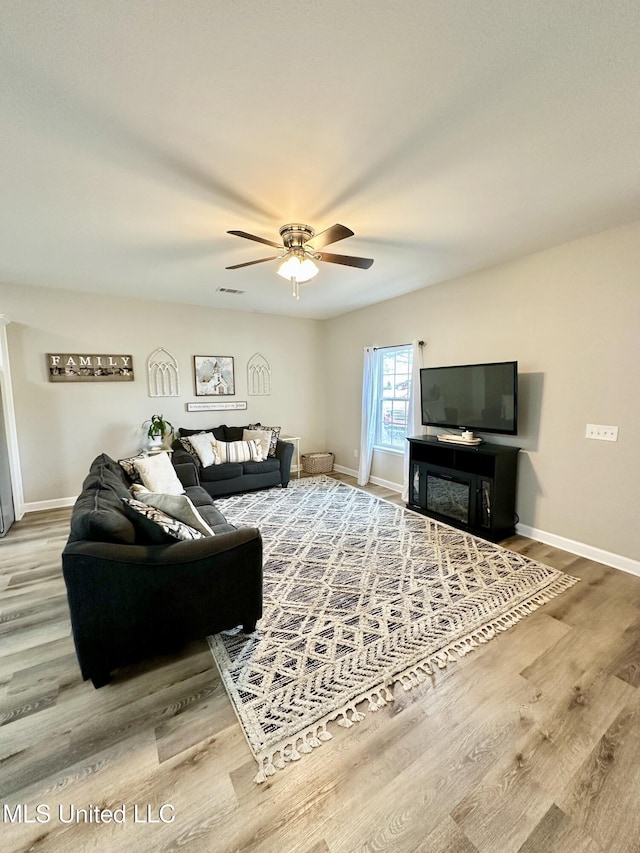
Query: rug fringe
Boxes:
[
  {"xmin": 394, "ymin": 573, "xmax": 579, "ymax": 692},
  {"xmin": 252, "ymin": 684, "xmax": 394, "ymax": 784},
  {"xmin": 252, "ymin": 572, "xmax": 579, "ymax": 784}
]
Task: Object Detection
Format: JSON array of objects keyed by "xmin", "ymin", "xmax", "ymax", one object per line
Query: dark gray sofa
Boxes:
[
  {"xmin": 62, "ymin": 453, "xmax": 262, "ymax": 688},
  {"xmin": 172, "ymin": 423, "xmax": 294, "ymax": 498}
]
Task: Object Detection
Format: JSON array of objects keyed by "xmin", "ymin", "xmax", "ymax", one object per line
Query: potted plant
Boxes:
[{"xmin": 143, "ymin": 414, "xmax": 174, "ymax": 450}]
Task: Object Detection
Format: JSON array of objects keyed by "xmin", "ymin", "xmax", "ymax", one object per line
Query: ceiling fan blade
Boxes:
[
  {"xmin": 306, "ymin": 223, "xmax": 354, "ymax": 249},
  {"xmin": 319, "ymin": 252, "xmax": 374, "ymax": 269},
  {"xmin": 225, "ymin": 256, "xmax": 279, "ymax": 270},
  {"xmin": 227, "ymin": 230, "xmax": 282, "ymax": 249}
]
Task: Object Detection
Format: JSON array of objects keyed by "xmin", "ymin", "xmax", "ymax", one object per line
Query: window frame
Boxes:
[{"xmin": 373, "ymin": 344, "xmax": 414, "ymax": 453}]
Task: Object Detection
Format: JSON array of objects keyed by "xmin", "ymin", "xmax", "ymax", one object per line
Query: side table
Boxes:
[{"xmin": 280, "ymin": 435, "xmax": 301, "ymax": 478}]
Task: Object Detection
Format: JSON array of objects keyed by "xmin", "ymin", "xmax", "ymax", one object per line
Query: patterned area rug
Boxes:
[{"xmin": 208, "ymin": 476, "xmax": 578, "ymax": 783}]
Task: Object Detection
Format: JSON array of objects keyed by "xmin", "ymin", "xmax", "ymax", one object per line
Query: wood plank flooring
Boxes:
[{"xmin": 1, "ymin": 474, "xmax": 640, "ymax": 852}]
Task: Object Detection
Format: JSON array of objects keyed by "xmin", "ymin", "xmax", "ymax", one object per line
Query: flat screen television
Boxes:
[{"xmin": 420, "ymin": 360, "xmax": 518, "ymax": 435}]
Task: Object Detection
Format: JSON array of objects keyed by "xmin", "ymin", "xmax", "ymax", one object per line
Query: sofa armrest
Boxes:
[
  {"xmin": 275, "ymin": 439, "xmax": 294, "ymax": 487},
  {"xmin": 62, "ymin": 528, "xmax": 263, "ymax": 684}
]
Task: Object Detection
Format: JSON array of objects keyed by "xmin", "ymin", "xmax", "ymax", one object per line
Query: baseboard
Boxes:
[
  {"xmin": 335, "ymin": 465, "xmax": 637, "ymax": 576},
  {"xmin": 369, "ymin": 474, "xmax": 403, "ymax": 493},
  {"xmin": 516, "ymin": 523, "xmax": 640, "ymax": 577},
  {"xmin": 333, "ymin": 463, "xmax": 358, "ymax": 478},
  {"xmin": 21, "ymin": 496, "xmax": 77, "ymax": 515},
  {"xmin": 333, "ymin": 464, "xmax": 403, "ymax": 494}
]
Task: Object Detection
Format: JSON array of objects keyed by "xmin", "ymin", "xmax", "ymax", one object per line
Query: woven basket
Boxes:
[{"xmin": 301, "ymin": 452, "xmax": 335, "ymax": 474}]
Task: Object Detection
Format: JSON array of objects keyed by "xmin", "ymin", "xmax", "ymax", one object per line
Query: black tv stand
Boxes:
[{"xmin": 407, "ymin": 436, "xmax": 520, "ymax": 542}]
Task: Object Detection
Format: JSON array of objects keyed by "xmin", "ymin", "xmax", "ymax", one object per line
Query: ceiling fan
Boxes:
[{"xmin": 225, "ymin": 223, "xmax": 374, "ymax": 299}]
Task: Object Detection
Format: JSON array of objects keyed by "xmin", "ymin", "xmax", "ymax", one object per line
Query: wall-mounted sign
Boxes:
[
  {"xmin": 47, "ymin": 353, "xmax": 134, "ymax": 382},
  {"xmin": 186, "ymin": 401, "xmax": 247, "ymax": 412}
]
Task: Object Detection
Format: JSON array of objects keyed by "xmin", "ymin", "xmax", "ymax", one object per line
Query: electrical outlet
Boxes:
[
  {"xmin": 353, "ymin": 448, "xmax": 359, "ymax": 458},
  {"xmin": 586, "ymin": 424, "xmax": 619, "ymax": 441}
]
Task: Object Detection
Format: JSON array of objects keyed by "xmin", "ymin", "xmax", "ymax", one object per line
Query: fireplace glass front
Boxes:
[{"xmin": 426, "ymin": 472, "xmax": 471, "ymax": 526}]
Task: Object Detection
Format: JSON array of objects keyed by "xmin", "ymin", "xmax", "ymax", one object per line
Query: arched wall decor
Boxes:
[
  {"xmin": 247, "ymin": 352, "xmax": 271, "ymax": 396},
  {"xmin": 147, "ymin": 347, "xmax": 180, "ymax": 397}
]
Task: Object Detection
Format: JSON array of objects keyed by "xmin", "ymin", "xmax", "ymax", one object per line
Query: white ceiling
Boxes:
[{"xmin": 2, "ymin": 1, "xmax": 639, "ymax": 320}]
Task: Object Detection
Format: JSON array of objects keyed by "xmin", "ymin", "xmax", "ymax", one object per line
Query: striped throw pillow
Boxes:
[{"xmin": 213, "ymin": 438, "xmax": 263, "ymax": 464}]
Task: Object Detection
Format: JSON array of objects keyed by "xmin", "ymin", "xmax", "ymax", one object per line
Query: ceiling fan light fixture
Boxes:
[
  {"xmin": 227, "ymin": 223, "xmax": 373, "ymax": 300},
  {"xmin": 276, "ymin": 253, "xmax": 319, "ymax": 284}
]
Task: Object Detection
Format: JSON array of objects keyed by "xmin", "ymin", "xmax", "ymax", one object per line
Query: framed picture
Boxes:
[{"xmin": 193, "ymin": 355, "xmax": 235, "ymax": 396}]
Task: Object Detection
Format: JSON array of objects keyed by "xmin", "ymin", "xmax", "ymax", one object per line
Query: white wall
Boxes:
[
  {"xmin": 2, "ymin": 220, "xmax": 639, "ymax": 567},
  {"xmin": 323, "ymin": 221, "xmax": 640, "ymax": 565},
  {"xmin": 0, "ymin": 283, "xmax": 324, "ymax": 507}
]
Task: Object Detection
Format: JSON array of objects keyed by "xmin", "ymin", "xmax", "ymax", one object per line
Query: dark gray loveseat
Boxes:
[
  {"xmin": 172, "ymin": 423, "xmax": 294, "ymax": 498},
  {"xmin": 62, "ymin": 453, "xmax": 262, "ymax": 688}
]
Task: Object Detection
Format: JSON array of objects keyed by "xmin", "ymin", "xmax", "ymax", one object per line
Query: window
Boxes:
[{"xmin": 375, "ymin": 345, "xmax": 413, "ymax": 451}]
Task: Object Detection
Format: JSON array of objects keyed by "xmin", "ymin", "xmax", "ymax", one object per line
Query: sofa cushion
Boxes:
[
  {"xmin": 69, "ymin": 475, "xmax": 136, "ymax": 545},
  {"xmin": 122, "ymin": 498, "xmax": 205, "ymax": 544},
  {"xmin": 133, "ymin": 452, "xmax": 185, "ymax": 495},
  {"xmin": 179, "ymin": 425, "xmax": 226, "ymax": 441},
  {"xmin": 184, "ymin": 485, "xmax": 217, "ymax": 507},
  {"xmin": 223, "ymin": 425, "xmax": 245, "ymax": 442},
  {"xmin": 197, "ymin": 504, "xmax": 237, "ymax": 535},
  {"xmin": 241, "ymin": 458, "xmax": 280, "ymax": 476},
  {"xmin": 89, "ymin": 453, "xmax": 127, "ymax": 477},
  {"xmin": 199, "ymin": 462, "xmax": 244, "ymax": 482},
  {"xmin": 82, "ymin": 463, "xmax": 130, "ymax": 497}
]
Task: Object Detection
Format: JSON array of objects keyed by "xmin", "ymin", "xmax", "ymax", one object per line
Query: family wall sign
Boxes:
[{"xmin": 47, "ymin": 353, "xmax": 134, "ymax": 382}]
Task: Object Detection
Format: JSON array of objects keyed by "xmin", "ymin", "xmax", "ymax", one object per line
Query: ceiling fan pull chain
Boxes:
[{"xmin": 291, "ymin": 277, "xmax": 300, "ymax": 300}]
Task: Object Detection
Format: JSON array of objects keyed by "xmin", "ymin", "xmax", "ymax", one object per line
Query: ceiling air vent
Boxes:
[{"xmin": 216, "ymin": 287, "xmax": 246, "ymax": 295}]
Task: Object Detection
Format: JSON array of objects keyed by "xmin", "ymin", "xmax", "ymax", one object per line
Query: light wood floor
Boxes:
[{"xmin": 2, "ymin": 474, "xmax": 640, "ymax": 852}]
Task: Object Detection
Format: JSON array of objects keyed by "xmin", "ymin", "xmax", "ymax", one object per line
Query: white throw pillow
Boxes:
[
  {"xmin": 138, "ymin": 491, "xmax": 215, "ymax": 537},
  {"xmin": 212, "ymin": 438, "xmax": 263, "ymax": 464},
  {"xmin": 242, "ymin": 428, "xmax": 272, "ymax": 460},
  {"xmin": 187, "ymin": 432, "xmax": 219, "ymax": 467},
  {"xmin": 132, "ymin": 452, "xmax": 185, "ymax": 496}
]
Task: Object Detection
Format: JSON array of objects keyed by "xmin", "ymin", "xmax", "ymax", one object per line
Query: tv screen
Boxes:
[{"xmin": 420, "ymin": 361, "xmax": 518, "ymax": 435}]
